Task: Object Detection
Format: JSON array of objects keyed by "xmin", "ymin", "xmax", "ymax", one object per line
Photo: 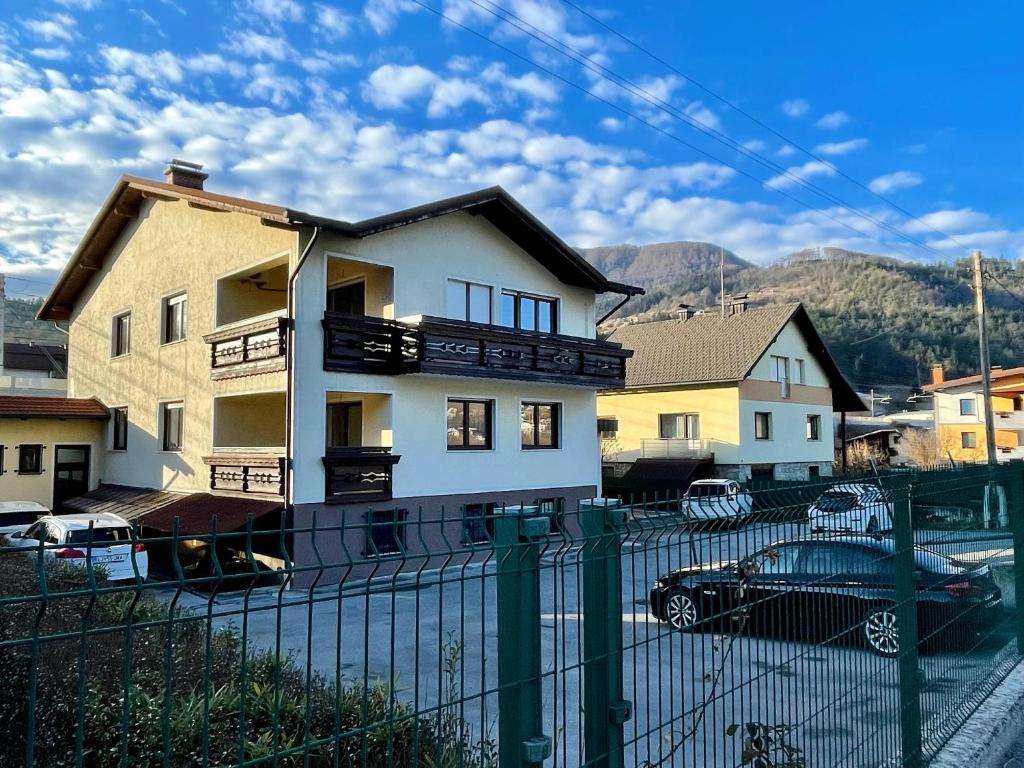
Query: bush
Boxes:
[{"xmin": 0, "ymin": 544, "xmax": 495, "ymax": 767}]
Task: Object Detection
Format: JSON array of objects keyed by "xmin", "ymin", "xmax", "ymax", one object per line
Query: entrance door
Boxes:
[
  {"xmin": 327, "ymin": 279, "xmax": 366, "ymax": 315},
  {"xmin": 53, "ymin": 445, "xmax": 90, "ymax": 510}
]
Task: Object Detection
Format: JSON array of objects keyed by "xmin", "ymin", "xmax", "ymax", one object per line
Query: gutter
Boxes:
[{"xmin": 597, "ymin": 282, "xmax": 645, "ymax": 326}]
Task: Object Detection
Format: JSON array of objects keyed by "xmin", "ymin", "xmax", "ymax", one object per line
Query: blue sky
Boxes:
[{"xmin": 1, "ymin": 0, "xmax": 1021, "ymax": 299}]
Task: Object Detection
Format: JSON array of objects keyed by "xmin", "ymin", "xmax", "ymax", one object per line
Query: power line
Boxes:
[
  {"xmin": 555, "ymin": 0, "xmax": 973, "ymax": 252},
  {"xmin": 984, "ymin": 270, "xmax": 1024, "ymax": 310}
]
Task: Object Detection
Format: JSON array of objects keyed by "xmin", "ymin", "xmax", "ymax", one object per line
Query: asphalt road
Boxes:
[{"xmin": 165, "ymin": 519, "xmax": 1018, "ymax": 767}]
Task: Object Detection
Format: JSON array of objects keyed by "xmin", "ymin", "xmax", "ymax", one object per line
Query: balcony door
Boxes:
[
  {"xmin": 327, "ymin": 402, "xmax": 363, "ymax": 448},
  {"xmin": 327, "ymin": 278, "xmax": 366, "ymax": 315}
]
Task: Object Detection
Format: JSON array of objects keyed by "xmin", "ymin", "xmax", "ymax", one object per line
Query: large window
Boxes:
[
  {"xmin": 462, "ymin": 503, "xmax": 496, "ymax": 544},
  {"xmin": 659, "ymin": 413, "xmax": 700, "ymax": 440},
  {"xmin": 17, "ymin": 444, "xmax": 43, "ymax": 474},
  {"xmin": 598, "ymin": 417, "xmax": 618, "ymax": 440},
  {"xmin": 327, "ymin": 402, "xmax": 362, "ymax": 448},
  {"xmin": 447, "ymin": 399, "xmax": 493, "ymax": 450},
  {"xmin": 500, "ymin": 291, "xmax": 557, "ymax": 333},
  {"xmin": 771, "ymin": 355, "xmax": 790, "ymax": 383},
  {"xmin": 161, "ymin": 401, "xmax": 184, "ymax": 452},
  {"xmin": 366, "ymin": 509, "xmax": 406, "ymax": 555},
  {"xmin": 522, "ymin": 402, "xmax": 560, "ymax": 449},
  {"xmin": 112, "ymin": 407, "xmax": 128, "ymax": 451},
  {"xmin": 111, "ymin": 312, "xmax": 131, "ymax": 357},
  {"xmin": 754, "ymin": 412, "xmax": 772, "ymax": 440},
  {"xmin": 962, "ymin": 432, "xmax": 977, "ymax": 449},
  {"xmin": 162, "ymin": 292, "xmax": 187, "ymax": 344},
  {"xmin": 806, "ymin": 414, "xmax": 821, "ymax": 441},
  {"xmin": 960, "ymin": 398, "xmax": 976, "ymax": 416},
  {"xmin": 446, "ymin": 280, "xmax": 492, "ymax": 324}
]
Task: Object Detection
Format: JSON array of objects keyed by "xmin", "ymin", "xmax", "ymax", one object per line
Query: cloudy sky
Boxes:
[{"xmin": 1, "ymin": 0, "xmax": 1021, "ymax": 299}]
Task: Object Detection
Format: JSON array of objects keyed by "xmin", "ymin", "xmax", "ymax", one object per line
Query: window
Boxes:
[
  {"xmin": 960, "ymin": 398, "xmax": 976, "ymax": 416},
  {"xmin": 659, "ymin": 413, "xmax": 700, "ymax": 440},
  {"xmin": 538, "ymin": 497, "xmax": 565, "ymax": 534},
  {"xmin": 17, "ymin": 444, "xmax": 43, "ymax": 474},
  {"xmin": 771, "ymin": 355, "xmax": 790, "ymax": 383},
  {"xmin": 162, "ymin": 292, "xmax": 187, "ymax": 344},
  {"xmin": 597, "ymin": 417, "xmax": 618, "ymax": 440},
  {"xmin": 462, "ymin": 503, "xmax": 496, "ymax": 544},
  {"xmin": 447, "ymin": 399, "xmax": 493, "ymax": 450},
  {"xmin": 111, "ymin": 312, "xmax": 131, "ymax": 357},
  {"xmin": 799, "ymin": 543, "xmax": 889, "ymax": 577},
  {"xmin": 327, "ymin": 402, "xmax": 362, "ymax": 448},
  {"xmin": 327, "ymin": 279, "xmax": 366, "ymax": 315},
  {"xmin": 161, "ymin": 402, "xmax": 184, "ymax": 452},
  {"xmin": 500, "ymin": 291, "xmax": 558, "ymax": 333},
  {"xmin": 808, "ymin": 465, "xmax": 820, "ymax": 479},
  {"xmin": 446, "ymin": 280, "xmax": 492, "ymax": 324},
  {"xmin": 806, "ymin": 414, "xmax": 821, "ymax": 441},
  {"xmin": 522, "ymin": 402, "xmax": 560, "ymax": 449},
  {"xmin": 366, "ymin": 509, "xmax": 406, "ymax": 555},
  {"xmin": 795, "ymin": 359, "xmax": 806, "ymax": 385},
  {"xmin": 754, "ymin": 412, "xmax": 772, "ymax": 440},
  {"xmin": 111, "ymin": 407, "xmax": 128, "ymax": 451},
  {"xmin": 962, "ymin": 432, "xmax": 977, "ymax": 449}
]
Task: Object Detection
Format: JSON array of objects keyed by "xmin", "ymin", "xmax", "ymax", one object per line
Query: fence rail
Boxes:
[{"xmin": 2, "ymin": 462, "xmax": 1023, "ymax": 767}]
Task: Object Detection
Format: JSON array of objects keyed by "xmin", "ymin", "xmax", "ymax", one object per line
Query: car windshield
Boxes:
[
  {"xmin": 0, "ymin": 511, "xmax": 40, "ymax": 526},
  {"xmin": 913, "ymin": 547, "xmax": 964, "ymax": 575},
  {"xmin": 66, "ymin": 527, "xmax": 131, "ymax": 545},
  {"xmin": 815, "ymin": 491, "xmax": 858, "ymax": 512}
]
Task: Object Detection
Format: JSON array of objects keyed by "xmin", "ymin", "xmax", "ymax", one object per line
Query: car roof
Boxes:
[
  {"xmin": 0, "ymin": 501, "xmax": 49, "ymax": 514},
  {"xmin": 37, "ymin": 512, "xmax": 131, "ymax": 529},
  {"xmin": 691, "ymin": 478, "xmax": 737, "ymax": 485},
  {"xmin": 774, "ymin": 534, "xmax": 897, "ymax": 553},
  {"xmin": 822, "ymin": 483, "xmax": 880, "ymax": 493}
]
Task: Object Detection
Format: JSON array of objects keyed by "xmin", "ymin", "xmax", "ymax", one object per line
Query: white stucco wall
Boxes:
[
  {"xmin": 747, "ymin": 322, "xmax": 829, "ymax": 386},
  {"xmin": 736, "ymin": 399, "xmax": 835, "ymax": 465}
]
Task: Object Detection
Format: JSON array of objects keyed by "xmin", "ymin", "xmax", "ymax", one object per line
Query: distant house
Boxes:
[
  {"xmin": 597, "ymin": 302, "xmax": 864, "ymax": 483},
  {"xmin": 0, "ymin": 276, "xmax": 68, "ymax": 397},
  {"xmin": 837, "ymin": 412, "xmax": 933, "ymax": 468}
]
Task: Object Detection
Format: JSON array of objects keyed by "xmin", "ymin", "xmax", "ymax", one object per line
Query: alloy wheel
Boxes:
[
  {"xmin": 864, "ymin": 608, "xmax": 899, "ymax": 656},
  {"xmin": 666, "ymin": 592, "xmax": 698, "ymax": 630}
]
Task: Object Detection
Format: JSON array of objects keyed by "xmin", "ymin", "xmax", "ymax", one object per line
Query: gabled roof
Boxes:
[
  {"xmin": 606, "ymin": 302, "xmax": 864, "ymax": 412},
  {"xmin": 38, "ymin": 177, "xmax": 641, "ymax": 320},
  {"xmin": 922, "ymin": 366, "xmax": 1024, "ymax": 393},
  {"xmin": 0, "ymin": 395, "xmax": 108, "ymax": 419}
]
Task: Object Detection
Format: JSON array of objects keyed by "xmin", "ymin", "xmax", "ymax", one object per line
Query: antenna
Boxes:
[{"xmin": 720, "ymin": 245, "xmax": 726, "ymax": 318}]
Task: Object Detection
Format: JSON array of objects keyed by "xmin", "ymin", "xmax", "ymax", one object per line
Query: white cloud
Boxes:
[
  {"xmin": 364, "ymin": 0, "xmax": 421, "ymax": 34},
  {"xmin": 907, "ymin": 143, "xmax": 927, "ymax": 154},
  {"xmin": 776, "ymin": 144, "xmax": 797, "ymax": 158},
  {"xmin": 764, "ymin": 160, "xmax": 837, "ymax": 190},
  {"xmin": 742, "ymin": 139, "xmax": 768, "ymax": 153},
  {"xmin": 868, "ymin": 170, "xmax": 923, "ymax": 194},
  {"xmin": 22, "ymin": 13, "xmax": 77, "ymax": 42},
  {"xmin": 55, "ymin": 0, "xmax": 102, "ymax": 8},
  {"xmin": 227, "ymin": 30, "xmax": 294, "ymax": 61},
  {"xmin": 362, "ymin": 64, "xmax": 438, "ymax": 109},
  {"xmin": 29, "ymin": 47, "xmax": 70, "ymax": 61},
  {"xmin": 904, "ymin": 209, "xmax": 989, "ymax": 234},
  {"xmin": 243, "ymin": 64, "xmax": 301, "ymax": 107},
  {"xmin": 600, "ymin": 117, "xmax": 624, "ymax": 132},
  {"xmin": 100, "ymin": 47, "xmax": 246, "ymax": 86},
  {"xmin": 683, "ymin": 101, "xmax": 720, "ymax": 132},
  {"xmin": 815, "ymin": 110, "xmax": 850, "ymax": 129},
  {"xmin": 814, "ymin": 138, "xmax": 868, "ymax": 156},
  {"xmin": 780, "ymin": 98, "xmax": 809, "ymax": 118},
  {"xmin": 246, "ymin": 0, "xmax": 304, "ymax": 23},
  {"xmin": 314, "ymin": 4, "xmax": 352, "ymax": 39}
]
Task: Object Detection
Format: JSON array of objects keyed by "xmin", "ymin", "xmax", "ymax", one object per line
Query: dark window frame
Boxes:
[
  {"xmin": 17, "ymin": 444, "xmax": 43, "ymax": 475},
  {"xmin": 326, "ymin": 277, "xmax": 367, "ymax": 315},
  {"xmin": 462, "ymin": 502, "xmax": 496, "ymax": 544},
  {"xmin": 161, "ymin": 292, "xmax": 188, "ymax": 345},
  {"xmin": 326, "ymin": 401, "xmax": 363, "ymax": 448},
  {"xmin": 111, "ymin": 311, "xmax": 131, "ymax": 357},
  {"xmin": 754, "ymin": 411, "xmax": 772, "ymax": 440},
  {"xmin": 447, "ymin": 398, "xmax": 494, "ymax": 451},
  {"xmin": 521, "ymin": 402, "xmax": 561, "ymax": 449},
  {"xmin": 365, "ymin": 508, "xmax": 407, "ymax": 556},
  {"xmin": 959, "ymin": 398, "xmax": 976, "ymax": 416},
  {"xmin": 806, "ymin": 414, "xmax": 821, "ymax": 441},
  {"xmin": 961, "ymin": 431, "xmax": 977, "ymax": 449},
  {"xmin": 597, "ymin": 417, "xmax": 618, "ymax": 440},
  {"xmin": 447, "ymin": 279, "xmax": 492, "ymax": 324},
  {"xmin": 112, "ymin": 407, "xmax": 128, "ymax": 451},
  {"xmin": 161, "ymin": 401, "xmax": 184, "ymax": 452},
  {"xmin": 538, "ymin": 497, "xmax": 566, "ymax": 534},
  {"xmin": 500, "ymin": 290, "xmax": 558, "ymax": 334}
]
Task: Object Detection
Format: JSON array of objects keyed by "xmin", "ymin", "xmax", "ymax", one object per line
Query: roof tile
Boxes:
[{"xmin": 0, "ymin": 395, "xmax": 109, "ymax": 420}]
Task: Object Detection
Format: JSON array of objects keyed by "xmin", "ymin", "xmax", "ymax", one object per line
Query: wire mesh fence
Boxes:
[{"xmin": 1, "ymin": 462, "xmax": 1022, "ymax": 767}]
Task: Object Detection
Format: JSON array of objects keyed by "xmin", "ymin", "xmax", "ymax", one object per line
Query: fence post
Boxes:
[
  {"xmin": 580, "ymin": 498, "xmax": 631, "ymax": 768},
  {"xmin": 892, "ymin": 477, "xmax": 922, "ymax": 768},
  {"xmin": 1007, "ymin": 461, "xmax": 1024, "ymax": 653},
  {"xmin": 495, "ymin": 504, "xmax": 552, "ymax": 767}
]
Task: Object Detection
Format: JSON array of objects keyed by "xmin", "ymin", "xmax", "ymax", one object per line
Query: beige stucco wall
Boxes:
[
  {"xmin": 67, "ymin": 197, "xmax": 297, "ymax": 494},
  {"xmin": 0, "ymin": 419, "xmax": 104, "ymax": 508}
]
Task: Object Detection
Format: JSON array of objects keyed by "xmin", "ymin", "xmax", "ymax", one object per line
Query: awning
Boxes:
[
  {"xmin": 0, "ymin": 395, "xmax": 108, "ymax": 419},
  {"xmin": 62, "ymin": 484, "xmax": 283, "ymax": 535}
]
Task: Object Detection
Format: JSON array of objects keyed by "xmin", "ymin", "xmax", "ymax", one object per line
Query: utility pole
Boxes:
[
  {"xmin": 973, "ymin": 250, "xmax": 998, "ymax": 465},
  {"xmin": 720, "ymin": 245, "xmax": 726, "ymax": 318}
]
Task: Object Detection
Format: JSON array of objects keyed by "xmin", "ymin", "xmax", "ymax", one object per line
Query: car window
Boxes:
[
  {"xmin": 66, "ymin": 527, "xmax": 131, "ymax": 545},
  {"xmin": 22, "ymin": 522, "xmax": 44, "ymax": 541},
  {"xmin": 0, "ymin": 511, "xmax": 40, "ymax": 526},
  {"xmin": 914, "ymin": 547, "xmax": 964, "ymax": 575},
  {"xmin": 758, "ymin": 544, "xmax": 802, "ymax": 575},
  {"xmin": 44, "ymin": 526, "xmax": 61, "ymax": 545},
  {"xmin": 798, "ymin": 543, "xmax": 891, "ymax": 576},
  {"xmin": 814, "ymin": 491, "xmax": 857, "ymax": 512}
]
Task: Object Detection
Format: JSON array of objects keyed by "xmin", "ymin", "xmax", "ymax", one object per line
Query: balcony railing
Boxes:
[
  {"xmin": 640, "ymin": 438, "xmax": 714, "ymax": 460},
  {"xmin": 321, "ymin": 312, "xmax": 630, "ymax": 387},
  {"xmin": 322, "ymin": 447, "xmax": 401, "ymax": 505},
  {"xmin": 204, "ymin": 316, "xmax": 288, "ymax": 380},
  {"xmin": 204, "ymin": 453, "xmax": 286, "ymax": 498}
]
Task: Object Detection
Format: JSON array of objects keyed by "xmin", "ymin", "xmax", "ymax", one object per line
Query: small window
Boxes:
[
  {"xmin": 597, "ymin": 417, "xmax": 618, "ymax": 440},
  {"xmin": 366, "ymin": 509, "xmax": 405, "ymax": 555},
  {"xmin": 462, "ymin": 503, "xmax": 495, "ymax": 544},
  {"xmin": 659, "ymin": 413, "xmax": 700, "ymax": 440},
  {"xmin": 795, "ymin": 359, "xmax": 806, "ymax": 385},
  {"xmin": 961, "ymin": 432, "xmax": 977, "ymax": 449},
  {"xmin": 806, "ymin": 414, "xmax": 821, "ymax": 441},
  {"xmin": 327, "ymin": 279, "xmax": 366, "ymax": 315},
  {"xmin": 446, "ymin": 280, "xmax": 492, "ymax": 324},
  {"xmin": 522, "ymin": 402, "xmax": 560, "ymax": 449},
  {"xmin": 447, "ymin": 399, "xmax": 493, "ymax": 450},
  {"xmin": 538, "ymin": 497, "xmax": 565, "ymax": 534},
  {"xmin": 162, "ymin": 293, "xmax": 187, "ymax": 344},
  {"xmin": 18, "ymin": 445, "xmax": 43, "ymax": 475},
  {"xmin": 808, "ymin": 465, "xmax": 820, "ymax": 478},
  {"xmin": 754, "ymin": 412, "xmax": 772, "ymax": 440},
  {"xmin": 771, "ymin": 356, "xmax": 790, "ymax": 383},
  {"xmin": 500, "ymin": 291, "xmax": 558, "ymax": 333},
  {"xmin": 112, "ymin": 407, "xmax": 128, "ymax": 451},
  {"xmin": 960, "ymin": 398, "xmax": 976, "ymax": 416},
  {"xmin": 161, "ymin": 402, "xmax": 184, "ymax": 452},
  {"xmin": 112, "ymin": 312, "xmax": 131, "ymax": 357}
]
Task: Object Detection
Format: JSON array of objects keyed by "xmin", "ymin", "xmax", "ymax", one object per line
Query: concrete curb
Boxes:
[{"xmin": 930, "ymin": 657, "xmax": 1024, "ymax": 768}]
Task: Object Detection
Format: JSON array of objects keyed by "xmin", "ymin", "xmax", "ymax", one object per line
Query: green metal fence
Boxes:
[{"xmin": 2, "ymin": 462, "xmax": 1022, "ymax": 766}]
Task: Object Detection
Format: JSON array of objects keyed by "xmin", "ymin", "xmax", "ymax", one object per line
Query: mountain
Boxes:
[
  {"xmin": 583, "ymin": 242, "xmax": 1024, "ymax": 392},
  {"xmin": 2, "ymin": 296, "xmax": 67, "ymax": 346}
]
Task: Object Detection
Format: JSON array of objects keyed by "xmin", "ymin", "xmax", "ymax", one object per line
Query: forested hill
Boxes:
[
  {"xmin": 2, "ymin": 296, "xmax": 66, "ymax": 345},
  {"xmin": 582, "ymin": 243, "xmax": 1024, "ymax": 391}
]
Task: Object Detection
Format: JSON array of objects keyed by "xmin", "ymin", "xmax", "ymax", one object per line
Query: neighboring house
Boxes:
[
  {"xmin": 597, "ymin": 302, "xmax": 864, "ymax": 483},
  {"xmin": 836, "ymin": 412, "xmax": 933, "ymax": 468},
  {"xmin": 0, "ymin": 275, "xmax": 68, "ymax": 397},
  {"xmin": 33, "ymin": 162, "xmax": 638, "ymax": 576},
  {"xmin": 923, "ymin": 364, "xmax": 1024, "ymax": 463}
]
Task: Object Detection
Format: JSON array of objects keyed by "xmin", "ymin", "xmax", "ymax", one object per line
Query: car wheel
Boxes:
[
  {"xmin": 863, "ymin": 606, "xmax": 900, "ymax": 657},
  {"xmin": 665, "ymin": 590, "xmax": 700, "ymax": 631},
  {"xmin": 866, "ymin": 515, "xmax": 879, "ymax": 534}
]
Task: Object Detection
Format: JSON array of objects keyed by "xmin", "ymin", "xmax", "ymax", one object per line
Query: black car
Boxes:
[{"xmin": 648, "ymin": 536, "xmax": 1002, "ymax": 656}]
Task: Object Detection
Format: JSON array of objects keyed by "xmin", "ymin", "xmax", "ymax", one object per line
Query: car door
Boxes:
[{"xmin": 743, "ymin": 542, "xmax": 804, "ymax": 639}]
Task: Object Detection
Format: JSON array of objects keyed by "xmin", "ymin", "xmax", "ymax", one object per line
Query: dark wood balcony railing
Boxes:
[
  {"xmin": 204, "ymin": 453, "xmax": 285, "ymax": 498},
  {"xmin": 203, "ymin": 316, "xmax": 288, "ymax": 380},
  {"xmin": 321, "ymin": 312, "xmax": 630, "ymax": 387},
  {"xmin": 322, "ymin": 447, "xmax": 401, "ymax": 505}
]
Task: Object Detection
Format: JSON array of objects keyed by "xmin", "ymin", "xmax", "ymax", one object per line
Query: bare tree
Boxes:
[{"xmin": 900, "ymin": 427, "xmax": 938, "ymax": 467}]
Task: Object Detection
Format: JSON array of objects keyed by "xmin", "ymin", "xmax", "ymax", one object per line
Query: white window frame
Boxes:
[
  {"xmin": 446, "ymin": 279, "xmax": 493, "ymax": 324},
  {"xmin": 161, "ymin": 291, "xmax": 188, "ymax": 345},
  {"xmin": 754, "ymin": 411, "xmax": 773, "ymax": 441},
  {"xmin": 806, "ymin": 414, "xmax": 821, "ymax": 441},
  {"xmin": 160, "ymin": 400, "xmax": 185, "ymax": 453}
]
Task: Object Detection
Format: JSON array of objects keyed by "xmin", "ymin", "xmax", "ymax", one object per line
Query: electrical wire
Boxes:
[{"xmin": 985, "ymin": 270, "xmax": 1024, "ymax": 311}]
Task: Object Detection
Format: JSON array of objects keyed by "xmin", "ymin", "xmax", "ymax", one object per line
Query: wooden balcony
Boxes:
[
  {"xmin": 321, "ymin": 311, "xmax": 630, "ymax": 387},
  {"xmin": 322, "ymin": 447, "xmax": 401, "ymax": 505},
  {"xmin": 204, "ymin": 453, "xmax": 285, "ymax": 498},
  {"xmin": 203, "ymin": 316, "xmax": 288, "ymax": 380}
]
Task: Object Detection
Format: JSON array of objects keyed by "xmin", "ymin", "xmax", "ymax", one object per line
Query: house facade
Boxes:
[
  {"xmin": 598, "ymin": 303, "xmax": 864, "ymax": 483},
  {"xmin": 34, "ymin": 163, "xmax": 637, "ymax": 572}
]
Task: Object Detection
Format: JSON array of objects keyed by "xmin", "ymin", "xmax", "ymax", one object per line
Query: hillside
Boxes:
[
  {"xmin": 2, "ymin": 296, "xmax": 66, "ymax": 345},
  {"xmin": 583, "ymin": 242, "xmax": 1024, "ymax": 391}
]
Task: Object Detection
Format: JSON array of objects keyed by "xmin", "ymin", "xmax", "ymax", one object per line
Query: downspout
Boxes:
[
  {"xmin": 283, "ymin": 224, "xmax": 322, "ymax": 512},
  {"xmin": 597, "ymin": 284, "xmax": 645, "ymax": 326}
]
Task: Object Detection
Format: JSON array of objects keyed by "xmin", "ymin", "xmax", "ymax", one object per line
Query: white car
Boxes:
[
  {"xmin": 682, "ymin": 479, "xmax": 754, "ymax": 525},
  {"xmin": 9, "ymin": 513, "xmax": 148, "ymax": 582},
  {"xmin": 808, "ymin": 483, "xmax": 893, "ymax": 534},
  {"xmin": 0, "ymin": 501, "xmax": 49, "ymax": 538}
]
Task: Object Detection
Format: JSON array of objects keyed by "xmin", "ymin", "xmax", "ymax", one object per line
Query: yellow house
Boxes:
[
  {"xmin": 923, "ymin": 365, "xmax": 1024, "ymax": 463},
  {"xmin": 598, "ymin": 302, "xmax": 864, "ymax": 482}
]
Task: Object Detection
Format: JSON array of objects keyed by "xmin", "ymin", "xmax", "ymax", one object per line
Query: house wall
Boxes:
[
  {"xmin": 0, "ymin": 419, "xmax": 104, "ymax": 508},
  {"xmin": 67, "ymin": 197, "xmax": 297, "ymax": 494}
]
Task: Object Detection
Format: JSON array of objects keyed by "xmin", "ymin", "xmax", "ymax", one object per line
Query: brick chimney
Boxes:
[
  {"xmin": 163, "ymin": 159, "xmax": 208, "ymax": 190},
  {"xmin": 930, "ymin": 364, "xmax": 944, "ymax": 385}
]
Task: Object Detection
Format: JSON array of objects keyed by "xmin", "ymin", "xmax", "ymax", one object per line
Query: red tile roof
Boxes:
[
  {"xmin": 0, "ymin": 395, "xmax": 109, "ymax": 420},
  {"xmin": 922, "ymin": 366, "xmax": 1024, "ymax": 392}
]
